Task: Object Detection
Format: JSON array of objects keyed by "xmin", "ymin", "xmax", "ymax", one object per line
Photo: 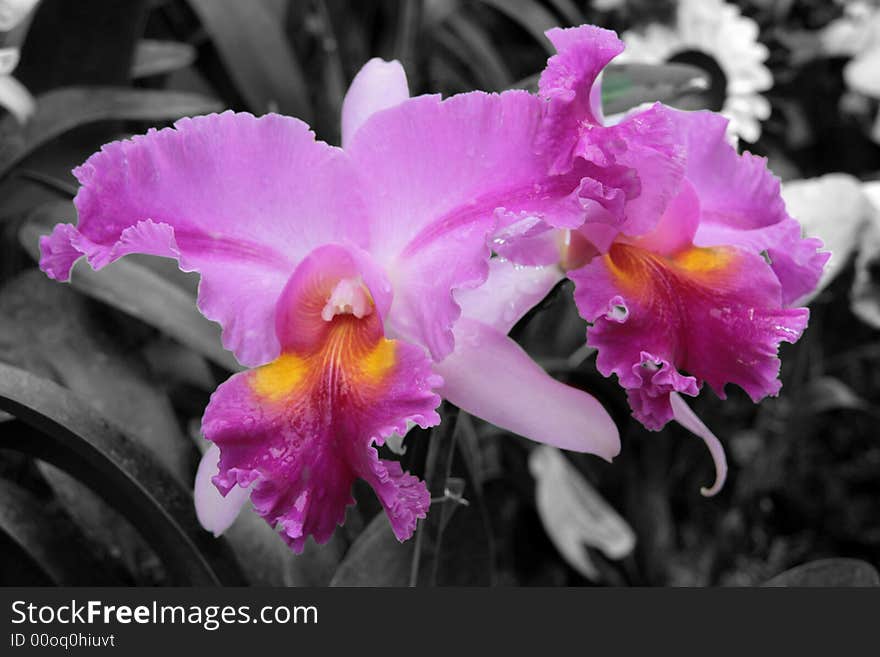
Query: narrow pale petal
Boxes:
[
  {"xmin": 341, "ymin": 58, "xmax": 410, "ymax": 148},
  {"xmin": 670, "ymin": 393, "xmax": 728, "ymax": 497},
  {"xmin": 435, "ymin": 318, "xmax": 620, "ymax": 460},
  {"xmin": 530, "ymin": 445, "xmax": 635, "ymax": 581},
  {"xmin": 39, "ymin": 112, "xmax": 367, "ymax": 367},
  {"xmin": 0, "ymin": 47, "xmax": 19, "ymax": 76},
  {"xmin": 194, "ymin": 444, "xmax": 250, "ymax": 537},
  {"xmin": 0, "ymin": 0, "xmax": 39, "ymax": 31},
  {"xmin": 0, "ymin": 74, "xmax": 35, "ymax": 124}
]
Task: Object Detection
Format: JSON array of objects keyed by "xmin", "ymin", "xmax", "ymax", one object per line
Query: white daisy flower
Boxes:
[{"xmin": 619, "ymin": 0, "xmax": 773, "ymax": 143}]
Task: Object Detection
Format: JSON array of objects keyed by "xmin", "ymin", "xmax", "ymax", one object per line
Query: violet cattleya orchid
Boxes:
[
  {"xmin": 38, "ymin": 58, "xmax": 620, "ymax": 551},
  {"xmin": 495, "ymin": 25, "xmax": 829, "ymax": 494}
]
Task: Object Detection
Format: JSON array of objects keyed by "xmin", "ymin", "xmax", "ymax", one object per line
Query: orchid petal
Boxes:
[
  {"xmin": 349, "ymin": 88, "xmax": 643, "ymax": 358},
  {"xmin": 678, "ymin": 110, "xmax": 828, "ymax": 305},
  {"xmin": 202, "ymin": 249, "xmax": 440, "ymax": 551},
  {"xmin": 455, "ymin": 257, "xmax": 563, "ymax": 334},
  {"xmin": 204, "ymin": 338, "xmax": 438, "ymax": 551},
  {"xmin": 584, "ymin": 104, "xmax": 688, "ymax": 238},
  {"xmin": 535, "ymin": 26, "xmax": 688, "ymax": 238},
  {"xmin": 348, "ymin": 90, "xmax": 560, "ymax": 359},
  {"xmin": 572, "ymin": 240, "xmax": 809, "ymax": 429},
  {"xmin": 435, "ymin": 318, "xmax": 620, "ymax": 460},
  {"xmin": 627, "ymin": 180, "xmax": 701, "ymax": 256},
  {"xmin": 194, "ymin": 444, "xmax": 250, "ymax": 537},
  {"xmin": 39, "ymin": 112, "xmax": 367, "ymax": 367},
  {"xmin": 538, "ymin": 25, "xmax": 625, "ymax": 171},
  {"xmin": 670, "ymin": 393, "xmax": 728, "ymax": 497},
  {"xmin": 341, "ymin": 58, "xmax": 410, "ymax": 148}
]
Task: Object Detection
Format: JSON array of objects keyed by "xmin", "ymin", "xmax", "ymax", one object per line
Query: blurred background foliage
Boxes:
[{"xmin": 0, "ymin": 0, "xmax": 878, "ymax": 587}]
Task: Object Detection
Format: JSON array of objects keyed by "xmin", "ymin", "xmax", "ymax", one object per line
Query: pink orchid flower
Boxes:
[
  {"xmin": 38, "ymin": 58, "xmax": 620, "ymax": 551},
  {"xmin": 494, "ymin": 25, "xmax": 829, "ymax": 495}
]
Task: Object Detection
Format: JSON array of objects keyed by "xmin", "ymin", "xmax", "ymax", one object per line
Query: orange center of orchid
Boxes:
[
  {"xmin": 604, "ymin": 241, "xmax": 736, "ymax": 297},
  {"xmin": 251, "ymin": 277, "xmax": 397, "ymax": 405}
]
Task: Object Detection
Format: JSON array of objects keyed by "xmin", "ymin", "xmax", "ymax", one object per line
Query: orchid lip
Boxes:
[{"xmin": 205, "ymin": 243, "xmax": 440, "ymax": 551}]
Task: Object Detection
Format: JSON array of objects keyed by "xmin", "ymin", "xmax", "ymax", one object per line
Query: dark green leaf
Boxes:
[
  {"xmin": 13, "ymin": 169, "xmax": 78, "ymax": 196},
  {"xmin": 16, "ymin": 0, "xmax": 147, "ymax": 94},
  {"xmin": 802, "ymin": 377, "xmax": 871, "ymax": 414},
  {"xmin": 0, "ymin": 477, "xmax": 122, "ymax": 585},
  {"xmin": 35, "ymin": 462, "xmax": 163, "ymax": 584},
  {"xmin": 132, "ymin": 39, "xmax": 197, "ymax": 79},
  {"xmin": 0, "ymin": 87, "xmax": 222, "ymax": 179},
  {"xmin": 602, "ymin": 62, "xmax": 711, "ymax": 115},
  {"xmin": 441, "ymin": 14, "xmax": 514, "ymax": 91},
  {"xmin": 1, "ymin": 270, "xmax": 328, "ymax": 586},
  {"xmin": 0, "ymin": 363, "xmax": 246, "ymax": 585},
  {"xmin": 223, "ymin": 503, "xmax": 345, "ymax": 586},
  {"xmin": 763, "ymin": 559, "xmax": 880, "ymax": 587},
  {"xmin": 409, "ymin": 409, "xmax": 494, "ymax": 586},
  {"xmin": 394, "ymin": 0, "xmax": 423, "ymax": 75},
  {"xmin": 329, "ymin": 512, "xmax": 412, "ymax": 586},
  {"xmin": 546, "ymin": 0, "xmax": 584, "ymax": 26},
  {"xmin": 308, "ymin": 0, "xmax": 348, "ymax": 144},
  {"xmin": 474, "ymin": 0, "xmax": 557, "ymax": 54},
  {"xmin": 509, "ymin": 72, "xmax": 539, "ymax": 92},
  {"xmin": 409, "ymin": 409, "xmax": 459, "ymax": 586},
  {"xmin": 187, "ymin": 0, "xmax": 312, "ymax": 119},
  {"xmin": 0, "ymin": 269, "xmax": 194, "ymax": 480}
]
